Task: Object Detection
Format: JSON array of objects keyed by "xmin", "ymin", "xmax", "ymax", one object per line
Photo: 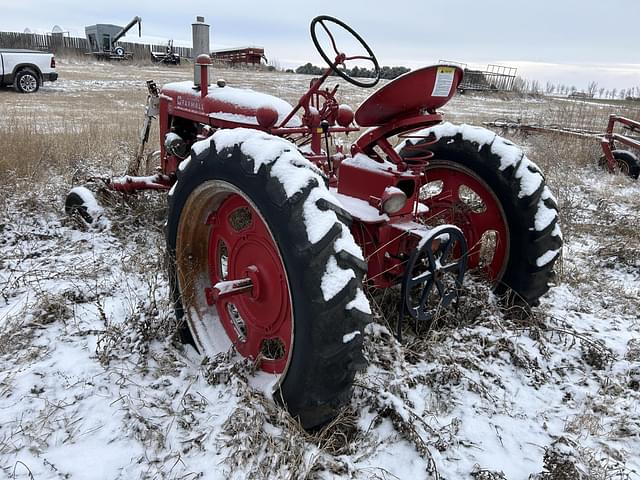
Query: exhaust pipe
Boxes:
[{"xmin": 192, "ymin": 16, "xmax": 211, "ymax": 88}]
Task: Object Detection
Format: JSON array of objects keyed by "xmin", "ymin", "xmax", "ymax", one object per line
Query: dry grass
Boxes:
[
  {"xmin": 0, "ymin": 60, "xmax": 370, "ymax": 192},
  {"xmin": 0, "ymin": 95, "xmax": 143, "ymax": 187}
]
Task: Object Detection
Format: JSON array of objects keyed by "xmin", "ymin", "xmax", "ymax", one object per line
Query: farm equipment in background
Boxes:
[
  {"xmin": 598, "ymin": 114, "xmax": 640, "ymax": 179},
  {"xmin": 454, "ymin": 63, "xmax": 517, "ymax": 93},
  {"xmin": 485, "ymin": 114, "xmax": 640, "ymax": 179},
  {"xmin": 66, "ymin": 16, "xmax": 562, "ymax": 428},
  {"xmin": 483, "ymin": 119, "xmax": 601, "ymax": 138},
  {"xmin": 85, "ymin": 16, "xmax": 142, "ymax": 60},
  {"xmin": 151, "ymin": 40, "xmax": 181, "ymax": 65}
]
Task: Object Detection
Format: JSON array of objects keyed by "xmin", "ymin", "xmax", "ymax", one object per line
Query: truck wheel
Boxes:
[
  {"xmin": 166, "ymin": 129, "xmax": 371, "ymax": 429},
  {"xmin": 14, "ymin": 69, "xmax": 40, "ymax": 93},
  {"xmin": 598, "ymin": 150, "xmax": 640, "ymax": 179},
  {"xmin": 399, "ymin": 123, "xmax": 562, "ymax": 307}
]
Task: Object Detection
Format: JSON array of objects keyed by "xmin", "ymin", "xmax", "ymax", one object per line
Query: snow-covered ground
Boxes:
[{"xmin": 1, "ymin": 62, "xmax": 639, "ymax": 479}]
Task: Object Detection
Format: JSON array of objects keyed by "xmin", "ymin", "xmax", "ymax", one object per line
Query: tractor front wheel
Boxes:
[
  {"xmin": 64, "ymin": 186, "xmax": 102, "ymax": 225},
  {"xmin": 166, "ymin": 129, "xmax": 370, "ymax": 428}
]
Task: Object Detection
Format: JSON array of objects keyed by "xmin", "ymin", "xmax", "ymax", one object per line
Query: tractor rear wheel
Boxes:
[
  {"xmin": 399, "ymin": 124, "xmax": 562, "ymax": 307},
  {"xmin": 166, "ymin": 129, "xmax": 370, "ymax": 429},
  {"xmin": 598, "ymin": 150, "xmax": 640, "ymax": 179}
]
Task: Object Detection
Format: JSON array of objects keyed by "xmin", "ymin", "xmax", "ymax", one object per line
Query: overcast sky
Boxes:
[{"xmin": 2, "ymin": 0, "xmax": 639, "ymax": 90}]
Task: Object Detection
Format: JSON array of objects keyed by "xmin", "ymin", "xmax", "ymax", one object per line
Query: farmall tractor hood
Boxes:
[{"xmin": 161, "ymin": 81, "xmax": 302, "ymax": 128}]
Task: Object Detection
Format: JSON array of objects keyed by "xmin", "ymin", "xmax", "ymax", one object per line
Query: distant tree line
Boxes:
[
  {"xmin": 295, "ymin": 62, "xmax": 410, "ymax": 80},
  {"xmin": 512, "ymin": 77, "xmax": 640, "ymax": 101}
]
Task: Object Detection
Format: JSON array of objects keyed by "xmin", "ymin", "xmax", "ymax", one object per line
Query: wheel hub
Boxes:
[
  {"xmin": 399, "ymin": 225, "xmax": 468, "ymax": 337},
  {"xmin": 20, "ymin": 75, "xmax": 37, "ymax": 92},
  {"xmin": 206, "ymin": 193, "xmax": 292, "ymax": 373}
]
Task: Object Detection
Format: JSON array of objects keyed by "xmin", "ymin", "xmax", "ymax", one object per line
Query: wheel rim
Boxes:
[
  {"xmin": 420, "ymin": 161, "xmax": 509, "ymax": 281},
  {"xmin": 175, "ymin": 181, "xmax": 293, "ymax": 376},
  {"xmin": 403, "ymin": 226, "xmax": 467, "ymax": 322},
  {"xmin": 20, "ymin": 74, "xmax": 37, "ymax": 92},
  {"xmin": 599, "ymin": 155, "xmax": 631, "ymax": 176},
  {"xmin": 615, "ymin": 159, "xmax": 631, "ymax": 175},
  {"xmin": 209, "ymin": 194, "xmax": 292, "ymax": 373}
]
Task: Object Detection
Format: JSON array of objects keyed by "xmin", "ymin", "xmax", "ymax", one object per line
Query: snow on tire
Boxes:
[
  {"xmin": 64, "ymin": 186, "xmax": 104, "ymax": 226},
  {"xmin": 166, "ymin": 128, "xmax": 371, "ymax": 429},
  {"xmin": 398, "ymin": 122, "xmax": 562, "ymax": 307}
]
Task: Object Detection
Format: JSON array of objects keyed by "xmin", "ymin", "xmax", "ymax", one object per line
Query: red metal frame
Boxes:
[{"xmin": 600, "ymin": 114, "xmax": 640, "ymax": 170}]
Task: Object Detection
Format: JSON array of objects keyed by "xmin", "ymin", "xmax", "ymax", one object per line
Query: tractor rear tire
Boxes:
[
  {"xmin": 14, "ymin": 69, "xmax": 40, "ymax": 93},
  {"xmin": 598, "ymin": 150, "xmax": 640, "ymax": 179},
  {"xmin": 166, "ymin": 129, "xmax": 371, "ymax": 429},
  {"xmin": 399, "ymin": 123, "xmax": 562, "ymax": 308}
]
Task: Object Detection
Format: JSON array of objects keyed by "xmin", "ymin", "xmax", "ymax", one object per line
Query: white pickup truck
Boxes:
[{"xmin": 0, "ymin": 49, "xmax": 58, "ymax": 93}]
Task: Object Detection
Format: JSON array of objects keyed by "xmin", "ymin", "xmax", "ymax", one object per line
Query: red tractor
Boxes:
[{"xmin": 66, "ymin": 16, "xmax": 562, "ymax": 428}]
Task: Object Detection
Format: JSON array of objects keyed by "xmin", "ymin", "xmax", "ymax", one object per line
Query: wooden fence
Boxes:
[{"xmin": 0, "ymin": 31, "xmax": 193, "ymax": 60}]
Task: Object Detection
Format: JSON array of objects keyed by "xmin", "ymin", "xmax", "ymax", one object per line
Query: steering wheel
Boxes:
[{"xmin": 310, "ymin": 15, "xmax": 380, "ymax": 88}]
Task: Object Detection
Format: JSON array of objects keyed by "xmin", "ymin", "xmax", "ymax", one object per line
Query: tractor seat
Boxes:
[{"xmin": 354, "ymin": 65, "xmax": 464, "ymax": 127}]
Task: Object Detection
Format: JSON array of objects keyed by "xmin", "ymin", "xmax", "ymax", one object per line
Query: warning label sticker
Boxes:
[{"xmin": 432, "ymin": 67, "xmax": 456, "ymax": 97}]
